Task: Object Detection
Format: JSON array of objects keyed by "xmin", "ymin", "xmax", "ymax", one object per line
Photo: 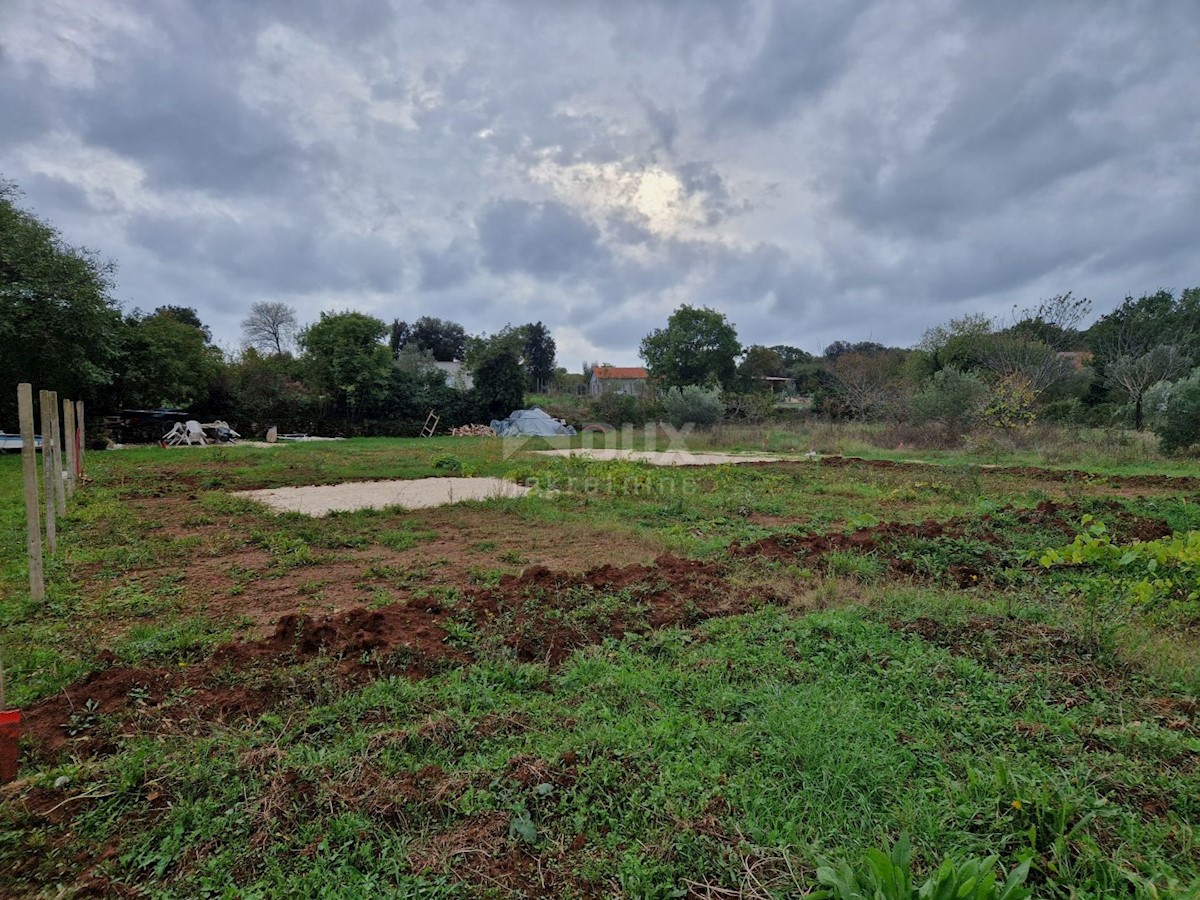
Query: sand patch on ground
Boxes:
[
  {"xmin": 532, "ymin": 448, "xmax": 788, "ymax": 466},
  {"xmin": 237, "ymin": 477, "xmax": 531, "ymax": 516}
]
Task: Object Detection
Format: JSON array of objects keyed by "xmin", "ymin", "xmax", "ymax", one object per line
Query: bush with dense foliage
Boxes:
[
  {"xmin": 1149, "ymin": 368, "xmax": 1200, "ymax": 454},
  {"xmin": 589, "ymin": 392, "xmax": 661, "ymax": 428},
  {"xmin": 910, "ymin": 366, "xmax": 986, "ymax": 433},
  {"xmin": 661, "ymin": 385, "xmax": 723, "ymax": 428}
]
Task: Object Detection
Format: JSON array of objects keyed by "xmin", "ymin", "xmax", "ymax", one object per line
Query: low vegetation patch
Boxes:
[{"xmin": 1, "ymin": 437, "xmax": 1198, "ymax": 897}]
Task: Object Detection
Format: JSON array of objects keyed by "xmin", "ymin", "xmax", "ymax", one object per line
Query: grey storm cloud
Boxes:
[
  {"xmin": 1, "ymin": 0, "xmax": 1198, "ymax": 363},
  {"xmin": 128, "ymin": 212, "xmax": 402, "ymax": 294},
  {"xmin": 701, "ymin": 0, "xmax": 872, "ymax": 131},
  {"xmin": 477, "ymin": 198, "xmax": 607, "ymax": 280}
]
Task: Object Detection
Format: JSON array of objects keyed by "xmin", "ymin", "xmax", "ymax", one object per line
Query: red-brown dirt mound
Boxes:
[
  {"xmin": 817, "ymin": 455, "xmax": 1200, "ymax": 490},
  {"xmin": 735, "ymin": 500, "xmax": 1172, "ymax": 585},
  {"xmin": 213, "ymin": 604, "xmax": 467, "ymax": 676},
  {"xmin": 20, "ymin": 555, "xmax": 764, "ymax": 757},
  {"xmin": 473, "ymin": 554, "xmax": 768, "ymax": 665},
  {"xmin": 22, "ymin": 604, "xmax": 469, "ymax": 758},
  {"xmin": 19, "ymin": 505, "xmax": 1168, "ymax": 758}
]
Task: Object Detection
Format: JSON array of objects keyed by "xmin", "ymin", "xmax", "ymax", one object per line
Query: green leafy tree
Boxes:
[
  {"xmin": 466, "ymin": 322, "xmax": 557, "ymax": 391},
  {"xmin": 737, "ymin": 344, "xmax": 785, "ymax": 391},
  {"xmin": 823, "ymin": 340, "xmax": 889, "ymax": 360},
  {"xmin": 154, "ymin": 305, "xmax": 211, "ymax": 341},
  {"xmin": 1, "ymin": 180, "xmax": 124, "ymax": 421},
  {"xmin": 407, "ymin": 316, "xmax": 467, "ymax": 361},
  {"xmin": 640, "ymin": 305, "xmax": 741, "ymax": 388},
  {"xmin": 223, "ymin": 348, "xmax": 317, "ymax": 433},
  {"xmin": 388, "ymin": 319, "xmax": 410, "ymax": 356},
  {"xmin": 298, "ymin": 311, "xmax": 393, "ymax": 421},
  {"xmin": 916, "ymin": 313, "xmax": 995, "ymax": 374},
  {"xmin": 1087, "ymin": 288, "xmax": 1200, "ymax": 427},
  {"xmin": 522, "ymin": 320, "xmax": 557, "ymax": 391},
  {"xmin": 471, "ymin": 342, "xmax": 525, "ymax": 419},
  {"xmin": 1150, "ymin": 368, "xmax": 1200, "ymax": 454},
  {"xmin": 769, "ymin": 344, "xmax": 816, "ymax": 378},
  {"xmin": 114, "ymin": 308, "xmax": 224, "ymax": 409}
]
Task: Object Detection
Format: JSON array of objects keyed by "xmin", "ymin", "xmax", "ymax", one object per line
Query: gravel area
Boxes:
[
  {"xmin": 237, "ymin": 477, "xmax": 531, "ymax": 516},
  {"xmin": 531, "ymin": 448, "xmax": 788, "ymax": 466}
]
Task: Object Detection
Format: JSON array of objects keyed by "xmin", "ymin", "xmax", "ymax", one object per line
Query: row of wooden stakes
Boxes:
[{"xmin": 14, "ymin": 383, "xmax": 86, "ymax": 604}]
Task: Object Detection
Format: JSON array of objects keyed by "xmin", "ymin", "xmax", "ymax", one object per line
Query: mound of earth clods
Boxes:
[
  {"xmin": 473, "ymin": 554, "xmax": 769, "ymax": 664},
  {"xmin": 22, "ymin": 604, "xmax": 469, "ymax": 758},
  {"xmin": 213, "ymin": 603, "xmax": 468, "ymax": 676},
  {"xmin": 737, "ymin": 500, "xmax": 1172, "ymax": 586},
  {"xmin": 19, "ymin": 555, "xmax": 766, "ymax": 758},
  {"xmin": 818, "ymin": 455, "xmax": 1200, "ymax": 491}
]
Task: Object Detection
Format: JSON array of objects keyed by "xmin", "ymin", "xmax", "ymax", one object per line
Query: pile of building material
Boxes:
[
  {"xmin": 449, "ymin": 424, "xmax": 497, "ymax": 437},
  {"xmin": 490, "ymin": 408, "xmax": 577, "ymax": 437}
]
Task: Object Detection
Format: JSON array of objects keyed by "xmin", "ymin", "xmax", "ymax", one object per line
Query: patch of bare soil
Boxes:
[
  {"xmin": 20, "ymin": 551, "xmax": 765, "ymax": 757},
  {"xmin": 817, "ymin": 455, "xmax": 1200, "ymax": 492},
  {"xmin": 379, "ymin": 505, "xmax": 666, "ymax": 589},
  {"xmin": 401, "ymin": 753, "xmax": 598, "ymax": 897},
  {"xmin": 22, "ymin": 499, "xmax": 1169, "ymax": 760},
  {"xmin": 475, "ymin": 554, "xmax": 773, "ymax": 665},
  {"xmin": 22, "ymin": 601, "xmax": 468, "ymax": 758},
  {"xmin": 112, "ymin": 501, "xmax": 666, "ymax": 633},
  {"xmin": 736, "ymin": 499, "xmax": 1171, "ymax": 586}
]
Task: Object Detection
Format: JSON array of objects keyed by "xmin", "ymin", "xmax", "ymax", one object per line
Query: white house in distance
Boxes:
[
  {"xmin": 589, "ymin": 366, "xmax": 649, "ymax": 396},
  {"xmin": 434, "ymin": 360, "xmax": 474, "ymax": 390}
]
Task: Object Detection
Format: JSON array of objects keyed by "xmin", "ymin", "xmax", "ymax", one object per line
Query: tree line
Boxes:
[
  {"xmin": 636, "ymin": 293, "xmax": 1200, "ymax": 451},
  {"xmin": 1, "ymin": 181, "xmax": 556, "ymax": 435},
  {"xmin": 4, "ymin": 178, "xmax": 1199, "ymax": 451}
]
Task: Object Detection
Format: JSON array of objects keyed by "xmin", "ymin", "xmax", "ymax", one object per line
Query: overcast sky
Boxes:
[{"xmin": 3, "ymin": 1, "xmax": 1198, "ymax": 366}]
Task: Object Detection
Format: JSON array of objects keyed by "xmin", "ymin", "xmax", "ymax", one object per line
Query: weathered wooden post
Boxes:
[
  {"xmin": 63, "ymin": 397, "xmax": 77, "ymax": 498},
  {"xmin": 75, "ymin": 399, "xmax": 86, "ymax": 479},
  {"xmin": 18, "ymin": 384, "xmax": 44, "ymax": 602},
  {"xmin": 38, "ymin": 390, "xmax": 57, "ymax": 555},
  {"xmin": 49, "ymin": 391, "xmax": 65, "ymax": 516}
]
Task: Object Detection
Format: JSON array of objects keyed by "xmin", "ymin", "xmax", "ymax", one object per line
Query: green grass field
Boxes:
[{"xmin": 1, "ymin": 436, "xmax": 1197, "ymax": 897}]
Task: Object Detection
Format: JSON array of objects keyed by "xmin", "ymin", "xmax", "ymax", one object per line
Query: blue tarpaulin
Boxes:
[{"xmin": 489, "ymin": 408, "xmax": 577, "ymax": 437}]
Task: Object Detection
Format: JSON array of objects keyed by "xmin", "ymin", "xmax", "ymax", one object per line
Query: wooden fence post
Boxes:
[
  {"xmin": 18, "ymin": 384, "xmax": 44, "ymax": 602},
  {"xmin": 75, "ymin": 399, "xmax": 86, "ymax": 479},
  {"xmin": 63, "ymin": 398, "xmax": 77, "ymax": 498},
  {"xmin": 49, "ymin": 391, "xmax": 65, "ymax": 516},
  {"xmin": 38, "ymin": 390, "xmax": 57, "ymax": 555}
]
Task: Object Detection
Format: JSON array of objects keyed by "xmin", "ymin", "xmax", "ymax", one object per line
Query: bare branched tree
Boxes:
[
  {"xmin": 979, "ymin": 293, "xmax": 1093, "ymax": 397},
  {"xmin": 242, "ymin": 301, "xmax": 298, "ymax": 355},
  {"xmin": 827, "ymin": 351, "xmax": 910, "ymax": 421},
  {"xmin": 979, "ymin": 334, "xmax": 1076, "ymax": 397},
  {"xmin": 1108, "ymin": 345, "xmax": 1193, "ymax": 430},
  {"xmin": 1002, "ymin": 292, "xmax": 1092, "ymax": 351}
]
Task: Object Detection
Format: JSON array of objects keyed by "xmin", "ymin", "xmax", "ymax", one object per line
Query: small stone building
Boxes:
[{"xmin": 589, "ymin": 366, "xmax": 649, "ymax": 396}]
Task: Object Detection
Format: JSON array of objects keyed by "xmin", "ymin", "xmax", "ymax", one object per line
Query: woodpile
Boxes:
[{"xmin": 449, "ymin": 424, "xmax": 496, "ymax": 437}]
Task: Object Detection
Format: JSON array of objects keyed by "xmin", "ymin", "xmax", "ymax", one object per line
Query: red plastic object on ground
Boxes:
[{"xmin": 0, "ymin": 710, "xmax": 19, "ymax": 783}]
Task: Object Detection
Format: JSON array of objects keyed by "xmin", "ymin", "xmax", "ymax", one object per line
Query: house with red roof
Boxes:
[{"xmin": 589, "ymin": 365, "xmax": 649, "ymax": 396}]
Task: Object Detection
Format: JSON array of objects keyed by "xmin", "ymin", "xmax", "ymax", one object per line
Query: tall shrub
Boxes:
[{"xmin": 661, "ymin": 385, "xmax": 723, "ymax": 428}]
